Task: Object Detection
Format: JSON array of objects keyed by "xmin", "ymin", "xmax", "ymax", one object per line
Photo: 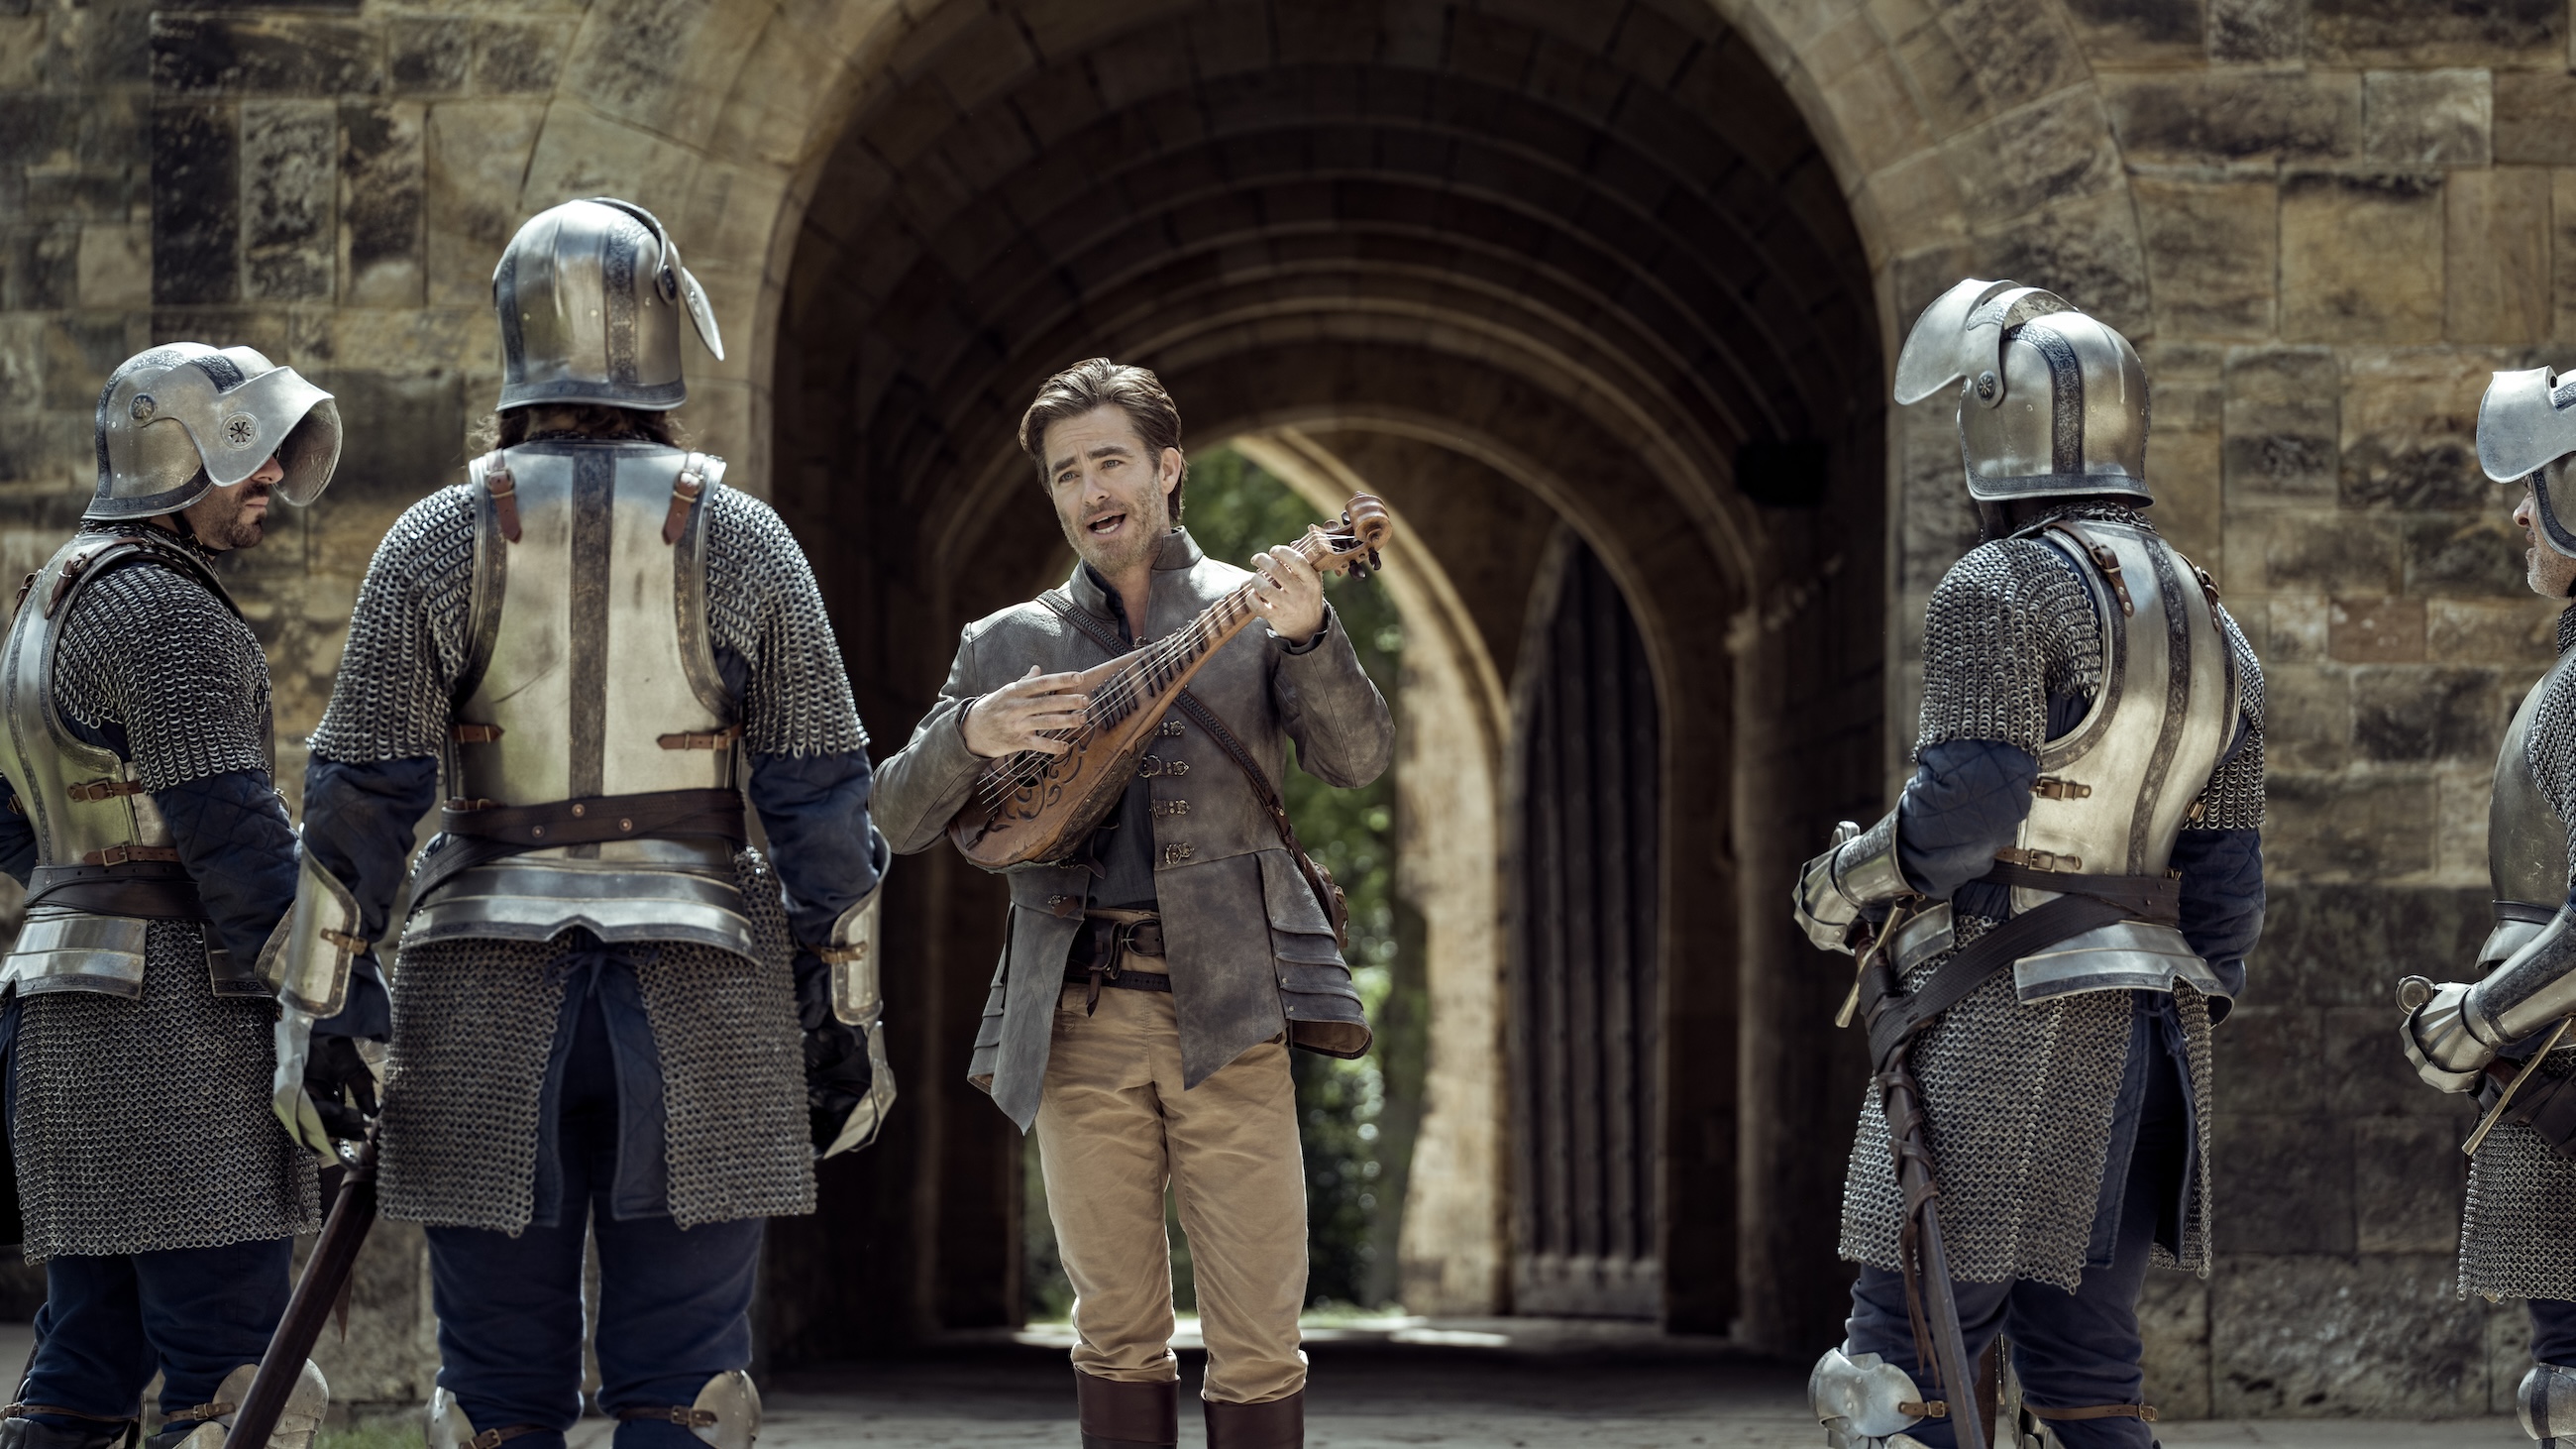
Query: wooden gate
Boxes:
[{"xmin": 1510, "ymin": 538, "xmax": 1663, "ymax": 1318}]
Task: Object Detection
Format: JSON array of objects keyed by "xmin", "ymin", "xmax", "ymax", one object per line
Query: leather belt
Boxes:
[
  {"xmin": 441, "ymin": 787, "xmax": 747, "ymax": 848},
  {"xmin": 1067, "ymin": 913, "xmax": 1169, "ymax": 1011},
  {"xmin": 26, "ymin": 860, "xmax": 203, "ymax": 920}
]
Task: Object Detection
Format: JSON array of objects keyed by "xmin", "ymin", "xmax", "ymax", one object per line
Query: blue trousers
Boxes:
[
  {"xmin": 2531, "ymin": 1297, "xmax": 2576, "ymax": 1367},
  {"xmin": 1844, "ymin": 1013, "xmax": 2190, "ymax": 1449},
  {"xmin": 424, "ymin": 978, "xmax": 764, "ymax": 1449},
  {"xmin": 20, "ymin": 1238, "xmax": 293, "ymax": 1429}
]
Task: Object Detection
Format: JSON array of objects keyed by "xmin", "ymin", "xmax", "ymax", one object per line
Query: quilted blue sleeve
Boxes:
[{"xmin": 1896, "ymin": 738, "xmax": 2041, "ymax": 910}]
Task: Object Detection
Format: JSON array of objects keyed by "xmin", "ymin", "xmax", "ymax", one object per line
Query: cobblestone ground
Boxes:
[{"xmin": 733, "ymin": 1321, "xmax": 2526, "ymax": 1449}]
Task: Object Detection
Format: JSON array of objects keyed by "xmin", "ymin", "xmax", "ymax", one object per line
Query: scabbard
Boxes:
[
  {"xmin": 230, "ymin": 1133, "xmax": 379, "ymax": 1449},
  {"xmin": 1883, "ymin": 1059, "xmax": 1988, "ymax": 1449}
]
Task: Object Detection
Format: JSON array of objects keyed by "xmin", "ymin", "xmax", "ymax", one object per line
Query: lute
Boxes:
[{"xmin": 948, "ymin": 497, "xmax": 1392, "ymax": 869}]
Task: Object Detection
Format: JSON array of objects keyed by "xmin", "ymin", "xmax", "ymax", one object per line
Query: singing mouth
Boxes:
[{"xmin": 1086, "ymin": 510, "xmax": 1127, "ymax": 537}]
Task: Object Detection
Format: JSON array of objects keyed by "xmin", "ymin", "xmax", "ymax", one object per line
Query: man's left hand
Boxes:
[{"xmin": 1248, "ymin": 544, "xmax": 1326, "ymax": 645}]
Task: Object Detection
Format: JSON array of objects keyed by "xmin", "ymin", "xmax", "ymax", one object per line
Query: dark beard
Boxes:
[{"xmin": 1064, "ymin": 494, "xmax": 1167, "ymax": 575}]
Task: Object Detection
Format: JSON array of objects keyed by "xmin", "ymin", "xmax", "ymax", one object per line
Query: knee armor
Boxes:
[
  {"xmin": 612, "ymin": 1372, "xmax": 761, "ymax": 1449},
  {"xmin": 153, "ymin": 1361, "xmax": 329, "ymax": 1449},
  {"xmin": 2524, "ymin": 1361, "xmax": 2576, "ymax": 1444},
  {"xmin": 1810, "ymin": 1347, "xmax": 1935, "ymax": 1449}
]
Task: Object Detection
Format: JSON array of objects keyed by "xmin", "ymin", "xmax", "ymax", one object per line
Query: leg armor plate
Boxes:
[
  {"xmin": 615, "ymin": 1371, "xmax": 760, "ymax": 1449},
  {"xmin": 2526, "ymin": 1361, "xmax": 2576, "ymax": 1445},
  {"xmin": 1811, "ymin": 1347, "xmax": 1935, "ymax": 1448}
]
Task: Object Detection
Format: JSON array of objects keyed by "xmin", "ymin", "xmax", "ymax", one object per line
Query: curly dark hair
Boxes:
[{"xmin": 470, "ymin": 403, "xmax": 691, "ymax": 452}]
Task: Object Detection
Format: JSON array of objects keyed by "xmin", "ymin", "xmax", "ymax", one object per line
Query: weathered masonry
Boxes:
[{"xmin": 3, "ymin": 0, "xmax": 2571, "ymax": 1418}]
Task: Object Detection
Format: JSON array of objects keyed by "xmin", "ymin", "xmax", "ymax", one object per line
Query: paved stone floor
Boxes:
[{"xmin": 738, "ymin": 1319, "xmax": 2526, "ymax": 1449}]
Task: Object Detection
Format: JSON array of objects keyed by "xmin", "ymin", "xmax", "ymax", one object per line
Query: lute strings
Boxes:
[{"xmin": 972, "ymin": 527, "xmax": 1347, "ymax": 808}]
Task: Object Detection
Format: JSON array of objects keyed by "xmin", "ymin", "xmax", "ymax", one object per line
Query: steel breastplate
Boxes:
[
  {"xmin": 0, "ymin": 532, "xmax": 231, "ymax": 998},
  {"xmin": 403, "ymin": 442, "xmax": 752, "ymax": 955},
  {"xmin": 2484, "ymin": 652, "xmax": 2576, "ymax": 968},
  {"xmin": 2006, "ymin": 519, "xmax": 2238, "ymax": 1004}
]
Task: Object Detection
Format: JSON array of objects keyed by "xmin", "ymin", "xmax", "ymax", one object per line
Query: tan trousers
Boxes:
[{"xmin": 1034, "ymin": 976, "xmax": 1308, "ymax": 1405}]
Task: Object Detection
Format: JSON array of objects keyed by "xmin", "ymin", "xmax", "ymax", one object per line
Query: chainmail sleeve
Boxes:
[
  {"xmin": 305, "ymin": 486, "xmax": 480, "ymax": 764},
  {"xmin": 53, "ymin": 561, "xmax": 271, "ymax": 791},
  {"xmin": 704, "ymin": 486, "xmax": 867, "ymax": 758},
  {"xmin": 2186, "ymin": 602, "xmax": 2266, "ymax": 833},
  {"xmin": 1913, "ymin": 537, "xmax": 2104, "ymax": 760}
]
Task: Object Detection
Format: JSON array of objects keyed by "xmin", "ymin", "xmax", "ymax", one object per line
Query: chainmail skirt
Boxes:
[
  {"xmin": 1838, "ymin": 918, "xmax": 2217, "ymax": 1290},
  {"xmin": 379, "ymin": 854, "xmax": 813, "ymax": 1234},
  {"xmin": 10, "ymin": 921, "xmax": 320, "ymax": 1261},
  {"xmin": 2461, "ymin": 1045, "xmax": 2576, "ymax": 1301}
]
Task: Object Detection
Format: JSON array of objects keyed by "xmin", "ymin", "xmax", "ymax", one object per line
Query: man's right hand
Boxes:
[
  {"xmin": 961, "ymin": 666, "xmax": 1091, "ymax": 758},
  {"xmin": 2403, "ymin": 980, "xmax": 2495, "ymax": 1092}
]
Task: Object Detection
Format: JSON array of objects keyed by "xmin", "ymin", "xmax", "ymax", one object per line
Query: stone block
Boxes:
[
  {"xmin": 563, "ymin": 0, "xmax": 733, "ymax": 151},
  {"xmin": 1977, "ymin": 188, "xmax": 2149, "ymax": 335},
  {"xmin": 2139, "ymin": 1273, "xmax": 2211, "ymax": 1420},
  {"xmin": 3, "ymin": 225, "xmax": 80, "ymax": 312},
  {"xmin": 1921, "ymin": 0, "xmax": 2086, "ymax": 124},
  {"xmin": 2326, "ymin": 1003, "xmax": 2474, "ymax": 1119},
  {"xmin": 2406, "ymin": 516, "xmax": 2528, "ymax": 599},
  {"xmin": 40, "ymin": 316, "xmax": 127, "ymax": 412},
  {"xmin": 75, "ymin": 222, "xmax": 150, "ymax": 310},
  {"xmin": 2428, "ymin": 597, "xmax": 2561, "ymax": 667},
  {"xmin": 2151, "ymin": 376, "xmax": 2224, "ymax": 569},
  {"xmin": 2211, "ymin": 1005, "xmax": 2329, "ymax": 1116},
  {"xmin": 2496, "ymin": 72, "xmax": 2576, "ymax": 166},
  {"xmin": 241, "ymin": 99, "xmax": 334, "ymax": 302},
  {"xmin": 421, "ymin": 100, "xmax": 544, "ymax": 309},
  {"xmin": 2265, "ymin": 595, "xmax": 2330, "ymax": 663},
  {"xmin": 2448, "ymin": 167, "xmax": 2550, "ymax": 345},
  {"xmin": 2060, "ymin": 0, "xmax": 2200, "ymax": 59},
  {"xmin": 2354, "ymin": 1114, "xmax": 2468, "ymax": 1253},
  {"xmin": 2261, "ymin": 512, "xmax": 2400, "ymax": 593},
  {"xmin": 2352, "ymin": 664, "xmax": 2501, "ymax": 763},
  {"xmin": 2341, "ymin": 352, "xmax": 2490, "ymax": 512},
  {"xmin": 150, "ymin": 101, "xmax": 237, "ymax": 306},
  {"xmin": 2366, "ymin": 68, "xmax": 2493, "ymax": 168},
  {"xmin": 0, "ymin": 319, "xmax": 37, "ymax": 412},
  {"xmin": 2255, "ymin": 885, "xmax": 2491, "ymax": 1008},
  {"xmin": 2281, "ymin": 171, "xmax": 2443, "ymax": 344},
  {"xmin": 2549, "ymin": 171, "xmax": 2576, "ymax": 345},
  {"xmin": 2136, "ymin": 178, "xmax": 2274, "ymax": 340},
  {"xmin": 339, "ymin": 102, "xmax": 421, "ymax": 309},
  {"xmin": 2223, "ymin": 347, "xmax": 2338, "ymax": 505},
  {"xmin": 2254, "ymin": 659, "xmax": 2345, "ymax": 767},
  {"xmin": 2214, "ymin": 1113, "xmax": 2354, "ymax": 1252},
  {"xmin": 388, "ymin": 16, "xmax": 470, "ymax": 96},
  {"xmin": 2488, "ymin": 1300, "xmax": 2530, "ymax": 1413},
  {"xmin": 2102, "ymin": 71, "xmax": 2359, "ymax": 166},
  {"xmin": 151, "ymin": 15, "xmax": 381, "ymax": 96},
  {"xmin": 0, "ymin": 410, "xmax": 85, "ymax": 487},
  {"xmin": 1941, "ymin": 86, "xmax": 2122, "ymax": 222},
  {"xmin": 2329, "ymin": 596, "xmax": 2423, "ymax": 662},
  {"xmin": 2309, "ymin": 0, "xmax": 2559, "ymax": 65},
  {"xmin": 473, "ymin": 20, "xmax": 573, "ymax": 94},
  {"xmin": 2213, "ymin": 1253, "xmax": 2493, "ymax": 1414},
  {"xmin": 2265, "ymin": 771, "xmax": 2437, "ymax": 878},
  {"xmin": 2206, "ymin": 0, "xmax": 2304, "ymax": 63}
]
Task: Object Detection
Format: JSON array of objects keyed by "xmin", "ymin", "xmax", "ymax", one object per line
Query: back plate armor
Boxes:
[
  {"xmin": 401, "ymin": 442, "xmax": 753, "ymax": 956},
  {"xmin": 0, "ymin": 532, "xmax": 260, "ymax": 998},
  {"xmin": 2004, "ymin": 517, "xmax": 2236, "ymax": 1003},
  {"xmin": 2487, "ymin": 655, "xmax": 2576, "ymax": 969}
]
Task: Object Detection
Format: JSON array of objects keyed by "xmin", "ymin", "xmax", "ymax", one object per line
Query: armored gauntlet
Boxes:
[
  {"xmin": 259, "ymin": 851, "xmax": 369, "ymax": 1153},
  {"xmin": 1793, "ymin": 812, "xmax": 1910, "ymax": 954},
  {"xmin": 2406, "ymin": 910, "xmax": 2576, "ymax": 1093}
]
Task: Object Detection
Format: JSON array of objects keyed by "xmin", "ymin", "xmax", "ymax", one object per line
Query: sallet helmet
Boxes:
[
  {"xmin": 491, "ymin": 196, "xmax": 723, "ymax": 412},
  {"xmin": 2477, "ymin": 366, "xmax": 2576, "ymax": 558},
  {"xmin": 89, "ymin": 343, "xmax": 340, "ymax": 522},
  {"xmin": 1893, "ymin": 278, "xmax": 2151, "ymax": 504}
]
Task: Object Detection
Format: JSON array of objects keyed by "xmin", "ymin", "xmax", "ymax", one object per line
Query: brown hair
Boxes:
[
  {"xmin": 470, "ymin": 404, "xmax": 691, "ymax": 453},
  {"xmin": 1018, "ymin": 359, "xmax": 1187, "ymax": 518}
]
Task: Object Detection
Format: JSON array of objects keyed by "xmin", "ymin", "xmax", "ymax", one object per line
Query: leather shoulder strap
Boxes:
[{"xmin": 53, "ymin": 531, "xmax": 242, "ymax": 624}]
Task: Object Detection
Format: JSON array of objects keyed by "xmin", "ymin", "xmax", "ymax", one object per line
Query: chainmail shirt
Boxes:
[
  {"xmin": 13, "ymin": 539, "xmax": 318, "ymax": 1259},
  {"xmin": 314, "ymin": 465, "xmax": 855, "ymax": 1230},
  {"xmin": 2461, "ymin": 601, "xmax": 2576, "ymax": 1299},
  {"xmin": 380, "ymin": 849, "xmax": 810, "ymax": 1232},
  {"xmin": 1843, "ymin": 503, "xmax": 2246, "ymax": 1287}
]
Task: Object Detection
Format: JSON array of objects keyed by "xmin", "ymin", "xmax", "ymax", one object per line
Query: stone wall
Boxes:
[{"xmin": 5, "ymin": 0, "xmax": 2576, "ymax": 1416}]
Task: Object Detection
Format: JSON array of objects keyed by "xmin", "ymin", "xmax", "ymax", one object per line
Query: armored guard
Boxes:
[
  {"xmin": 1796, "ymin": 281, "xmax": 2266, "ymax": 1449},
  {"xmin": 0, "ymin": 344, "xmax": 343, "ymax": 1449},
  {"xmin": 2401, "ymin": 366, "xmax": 2576, "ymax": 1448},
  {"xmin": 278, "ymin": 198, "xmax": 887, "ymax": 1449},
  {"xmin": 873, "ymin": 360, "xmax": 1392, "ymax": 1449}
]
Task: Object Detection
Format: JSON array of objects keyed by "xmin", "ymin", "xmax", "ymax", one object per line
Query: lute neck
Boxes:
[{"xmin": 1090, "ymin": 529, "xmax": 1341, "ymax": 731}]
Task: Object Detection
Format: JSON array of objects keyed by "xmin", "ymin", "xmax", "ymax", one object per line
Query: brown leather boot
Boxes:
[
  {"xmin": 1204, "ymin": 1390, "xmax": 1304, "ymax": 1449},
  {"xmin": 1074, "ymin": 1370, "xmax": 1178, "ymax": 1449}
]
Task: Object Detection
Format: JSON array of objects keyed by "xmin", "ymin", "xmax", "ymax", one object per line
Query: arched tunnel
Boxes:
[{"xmin": 754, "ymin": 0, "xmax": 1888, "ymax": 1361}]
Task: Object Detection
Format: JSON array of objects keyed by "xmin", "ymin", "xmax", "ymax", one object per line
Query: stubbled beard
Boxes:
[{"xmin": 1063, "ymin": 490, "xmax": 1167, "ymax": 575}]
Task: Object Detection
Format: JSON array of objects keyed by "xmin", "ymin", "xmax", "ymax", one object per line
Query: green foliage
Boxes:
[
  {"xmin": 316, "ymin": 1420, "xmax": 427, "ymax": 1449},
  {"xmin": 1021, "ymin": 445, "xmax": 1419, "ymax": 1319}
]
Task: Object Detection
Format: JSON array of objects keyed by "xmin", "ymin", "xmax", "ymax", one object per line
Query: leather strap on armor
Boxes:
[
  {"xmin": 24, "ymin": 862, "xmax": 202, "ymax": 919},
  {"xmin": 1979, "ymin": 861, "xmax": 2180, "ymax": 924},
  {"xmin": 412, "ymin": 787, "xmax": 746, "ymax": 905},
  {"xmin": 614, "ymin": 1409, "xmax": 717, "ymax": 1428},
  {"xmin": 1861, "ymin": 892, "xmax": 2133, "ymax": 1073},
  {"xmin": 465, "ymin": 1428, "xmax": 546, "ymax": 1449},
  {"xmin": 77, "ymin": 844, "xmax": 178, "ymax": 867}
]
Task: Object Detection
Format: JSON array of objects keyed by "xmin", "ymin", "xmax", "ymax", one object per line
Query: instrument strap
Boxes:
[{"xmin": 1038, "ymin": 593, "xmax": 1351, "ymax": 949}]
